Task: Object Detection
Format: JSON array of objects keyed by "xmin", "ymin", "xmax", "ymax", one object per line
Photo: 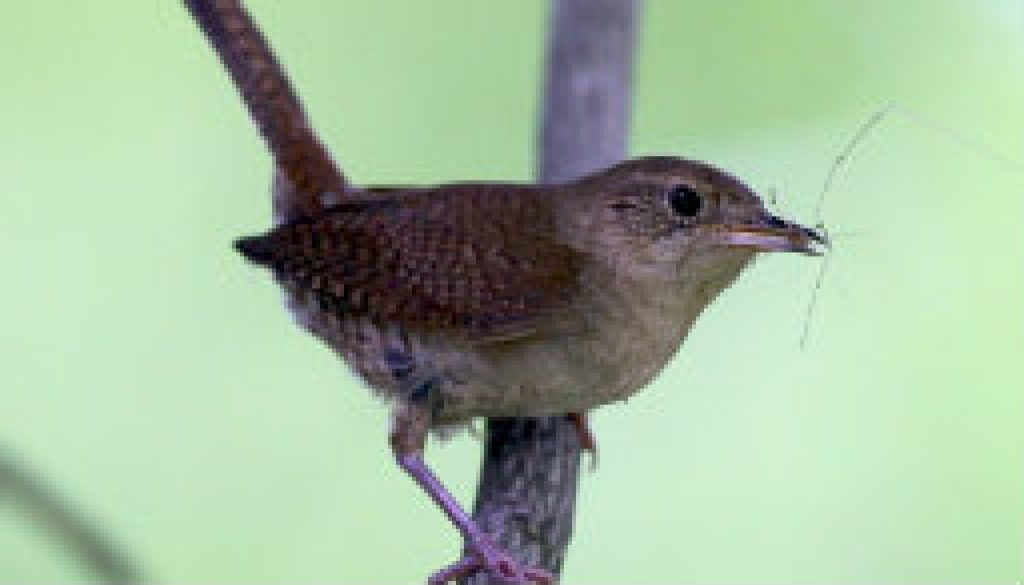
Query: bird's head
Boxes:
[{"xmin": 561, "ymin": 156, "xmax": 825, "ymax": 291}]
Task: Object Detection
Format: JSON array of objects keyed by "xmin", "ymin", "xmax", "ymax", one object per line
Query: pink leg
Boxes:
[
  {"xmin": 390, "ymin": 401, "xmax": 552, "ymax": 585},
  {"xmin": 396, "ymin": 453, "xmax": 553, "ymax": 585}
]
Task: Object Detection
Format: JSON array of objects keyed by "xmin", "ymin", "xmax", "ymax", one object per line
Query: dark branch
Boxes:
[
  {"xmin": 0, "ymin": 450, "xmax": 143, "ymax": 584},
  {"xmin": 466, "ymin": 1, "xmax": 641, "ymax": 583}
]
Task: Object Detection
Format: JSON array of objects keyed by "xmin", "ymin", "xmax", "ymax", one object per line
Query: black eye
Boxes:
[{"xmin": 668, "ymin": 185, "xmax": 702, "ymax": 217}]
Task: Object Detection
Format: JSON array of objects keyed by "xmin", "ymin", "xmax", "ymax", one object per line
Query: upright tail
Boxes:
[{"xmin": 184, "ymin": 0, "xmax": 346, "ymax": 219}]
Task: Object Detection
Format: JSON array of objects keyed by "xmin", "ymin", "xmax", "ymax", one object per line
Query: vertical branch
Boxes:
[
  {"xmin": 538, "ymin": 0, "xmax": 640, "ymax": 183},
  {"xmin": 467, "ymin": 1, "xmax": 641, "ymax": 582}
]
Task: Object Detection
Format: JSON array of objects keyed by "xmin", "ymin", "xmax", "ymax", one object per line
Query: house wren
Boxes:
[{"xmin": 185, "ymin": 1, "xmax": 825, "ymax": 583}]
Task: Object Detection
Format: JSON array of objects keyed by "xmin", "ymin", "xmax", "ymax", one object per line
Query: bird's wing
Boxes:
[{"xmin": 239, "ymin": 185, "xmax": 582, "ymax": 341}]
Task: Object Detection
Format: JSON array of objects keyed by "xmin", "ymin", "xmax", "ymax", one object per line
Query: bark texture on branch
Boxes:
[{"xmin": 466, "ymin": 1, "xmax": 641, "ymax": 582}]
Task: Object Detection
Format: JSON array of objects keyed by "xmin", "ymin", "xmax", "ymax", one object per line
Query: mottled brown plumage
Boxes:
[
  {"xmin": 185, "ymin": 2, "xmax": 824, "ymax": 584},
  {"xmin": 232, "ymin": 157, "xmax": 822, "ymax": 426},
  {"xmin": 235, "ymin": 185, "xmax": 581, "ymax": 340}
]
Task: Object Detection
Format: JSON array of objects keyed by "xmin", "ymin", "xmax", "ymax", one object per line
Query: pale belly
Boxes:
[{"xmin": 281, "ymin": 269, "xmax": 710, "ymax": 425}]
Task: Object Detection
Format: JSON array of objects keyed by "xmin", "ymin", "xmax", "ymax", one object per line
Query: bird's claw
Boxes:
[
  {"xmin": 567, "ymin": 412, "xmax": 598, "ymax": 471},
  {"xmin": 427, "ymin": 534, "xmax": 553, "ymax": 585}
]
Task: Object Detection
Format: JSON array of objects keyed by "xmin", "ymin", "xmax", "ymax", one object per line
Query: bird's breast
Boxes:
[
  {"xmin": 430, "ymin": 269, "xmax": 704, "ymax": 420},
  {"xmin": 278, "ymin": 265, "xmax": 719, "ymax": 424}
]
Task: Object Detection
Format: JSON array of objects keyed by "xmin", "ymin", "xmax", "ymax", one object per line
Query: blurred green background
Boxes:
[{"xmin": 1, "ymin": 0, "xmax": 1021, "ymax": 582}]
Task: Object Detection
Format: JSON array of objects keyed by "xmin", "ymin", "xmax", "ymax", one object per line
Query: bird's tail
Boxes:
[
  {"xmin": 184, "ymin": 0, "xmax": 347, "ymax": 219},
  {"xmin": 233, "ymin": 233, "xmax": 276, "ymax": 267}
]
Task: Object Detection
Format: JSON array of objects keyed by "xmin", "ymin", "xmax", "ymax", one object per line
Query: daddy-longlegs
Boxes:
[{"xmin": 797, "ymin": 103, "xmax": 1023, "ymax": 349}]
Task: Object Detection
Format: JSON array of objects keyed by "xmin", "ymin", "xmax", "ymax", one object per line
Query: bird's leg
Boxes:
[
  {"xmin": 389, "ymin": 373, "xmax": 552, "ymax": 585},
  {"xmin": 567, "ymin": 412, "xmax": 598, "ymax": 470}
]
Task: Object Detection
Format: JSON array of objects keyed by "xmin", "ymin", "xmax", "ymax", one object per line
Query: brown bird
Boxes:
[{"xmin": 185, "ymin": 1, "xmax": 825, "ymax": 583}]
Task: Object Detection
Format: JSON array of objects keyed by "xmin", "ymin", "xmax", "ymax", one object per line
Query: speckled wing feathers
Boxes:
[{"xmin": 236, "ymin": 185, "xmax": 581, "ymax": 339}]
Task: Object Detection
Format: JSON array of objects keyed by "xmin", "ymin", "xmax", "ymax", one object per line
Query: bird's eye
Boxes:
[{"xmin": 667, "ymin": 185, "xmax": 702, "ymax": 217}]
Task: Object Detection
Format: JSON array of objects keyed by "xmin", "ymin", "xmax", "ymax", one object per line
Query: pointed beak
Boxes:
[{"xmin": 717, "ymin": 213, "xmax": 828, "ymax": 256}]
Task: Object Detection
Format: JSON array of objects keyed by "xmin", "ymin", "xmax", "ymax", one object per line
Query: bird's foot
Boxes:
[
  {"xmin": 567, "ymin": 412, "xmax": 598, "ymax": 471},
  {"xmin": 427, "ymin": 534, "xmax": 553, "ymax": 585}
]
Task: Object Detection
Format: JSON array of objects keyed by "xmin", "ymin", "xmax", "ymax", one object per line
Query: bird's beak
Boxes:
[{"xmin": 716, "ymin": 213, "xmax": 828, "ymax": 256}]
